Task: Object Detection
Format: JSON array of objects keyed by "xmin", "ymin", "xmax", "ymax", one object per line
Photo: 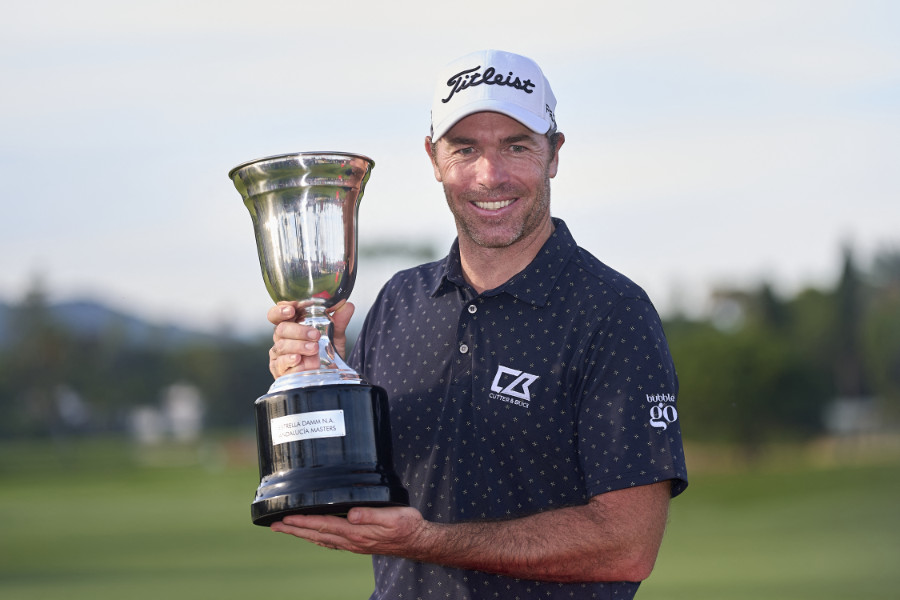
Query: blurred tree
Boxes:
[
  {"xmin": 169, "ymin": 339, "xmax": 272, "ymax": 429},
  {"xmin": 1, "ymin": 278, "xmax": 73, "ymax": 436},
  {"xmin": 870, "ymin": 245, "xmax": 900, "ymax": 287},
  {"xmin": 861, "ymin": 246, "xmax": 900, "ymax": 418},
  {"xmin": 668, "ymin": 300, "xmax": 828, "ymax": 457},
  {"xmin": 758, "ymin": 282, "xmax": 789, "ymax": 331},
  {"xmin": 833, "ymin": 246, "xmax": 870, "ymax": 398}
]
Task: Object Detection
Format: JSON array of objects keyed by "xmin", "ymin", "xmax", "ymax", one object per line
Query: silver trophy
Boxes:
[{"xmin": 229, "ymin": 152, "xmax": 408, "ymax": 525}]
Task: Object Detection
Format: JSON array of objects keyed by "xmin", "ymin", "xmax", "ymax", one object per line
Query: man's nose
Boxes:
[{"xmin": 475, "ymin": 152, "xmax": 509, "ymax": 188}]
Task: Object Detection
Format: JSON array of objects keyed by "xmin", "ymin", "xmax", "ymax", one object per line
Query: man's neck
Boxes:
[{"xmin": 458, "ymin": 220, "xmax": 555, "ymax": 294}]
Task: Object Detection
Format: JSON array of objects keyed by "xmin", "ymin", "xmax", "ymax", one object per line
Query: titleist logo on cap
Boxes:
[{"xmin": 441, "ymin": 65, "xmax": 537, "ymax": 104}]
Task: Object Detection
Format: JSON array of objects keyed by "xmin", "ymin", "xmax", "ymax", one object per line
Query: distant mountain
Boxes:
[{"xmin": 0, "ymin": 299, "xmax": 235, "ymax": 350}]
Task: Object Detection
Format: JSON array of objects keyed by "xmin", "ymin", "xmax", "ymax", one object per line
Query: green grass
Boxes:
[
  {"xmin": 1, "ymin": 437, "xmax": 898, "ymax": 599},
  {"xmin": 640, "ymin": 460, "xmax": 900, "ymax": 599},
  {"xmin": 0, "ymin": 437, "xmax": 374, "ymax": 599}
]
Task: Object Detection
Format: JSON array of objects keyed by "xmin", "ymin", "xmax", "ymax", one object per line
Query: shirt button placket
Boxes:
[{"xmin": 458, "ymin": 303, "xmax": 477, "ymax": 355}]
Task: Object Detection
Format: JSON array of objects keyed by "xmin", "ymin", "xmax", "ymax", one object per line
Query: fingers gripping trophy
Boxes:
[{"xmin": 229, "ymin": 152, "xmax": 408, "ymax": 525}]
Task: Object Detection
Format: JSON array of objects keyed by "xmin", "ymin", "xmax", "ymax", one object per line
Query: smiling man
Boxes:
[
  {"xmin": 266, "ymin": 49, "xmax": 688, "ymax": 600},
  {"xmin": 428, "ymin": 111, "xmax": 559, "ymax": 290}
]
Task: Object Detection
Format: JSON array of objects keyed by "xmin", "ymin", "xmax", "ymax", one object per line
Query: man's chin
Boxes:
[{"xmin": 460, "ymin": 228, "xmax": 521, "ymax": 249}]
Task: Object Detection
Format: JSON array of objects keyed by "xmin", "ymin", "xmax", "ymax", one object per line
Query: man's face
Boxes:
[{"xmin": 426, "ymin": 112, "xmax": 563, "ymax": 250}]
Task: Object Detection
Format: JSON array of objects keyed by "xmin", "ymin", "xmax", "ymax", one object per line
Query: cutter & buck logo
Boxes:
[{"xmin": 490, "ymin": 365, "xmax": 539, "ymax": 408}]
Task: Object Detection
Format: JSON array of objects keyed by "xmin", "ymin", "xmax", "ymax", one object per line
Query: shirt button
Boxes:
[
  {"xmin": 467, "ymin": 304, "xmax": 477, "ymax": 314},
  {"xmin": 459, "ymin": 343, "xmax": 469, "ymax": 354}
]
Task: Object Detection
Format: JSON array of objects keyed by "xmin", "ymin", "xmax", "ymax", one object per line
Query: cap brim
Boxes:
[{"xmin": 432, "ymin": 99, "xmax": 552, "ymax": 141}]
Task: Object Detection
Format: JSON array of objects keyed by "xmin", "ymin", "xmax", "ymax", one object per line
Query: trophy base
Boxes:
[
  {"xmin": 251, "ymin": 383, "xmax": 409, "ymax": 527},
  {"xmin": 251, "ymin": 468, "xmax": 409, "ymax": 526}
]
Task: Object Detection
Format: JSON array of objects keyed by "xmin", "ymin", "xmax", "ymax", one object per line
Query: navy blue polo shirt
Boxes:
[{"xmin": 349, "ymin": 218, "xmax": 687, "ymax": 600}]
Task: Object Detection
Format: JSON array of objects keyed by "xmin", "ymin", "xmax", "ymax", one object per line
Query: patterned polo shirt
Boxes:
[{"xmin": 348, "ymin": 218, "xmax": 687, "ymax": 600}]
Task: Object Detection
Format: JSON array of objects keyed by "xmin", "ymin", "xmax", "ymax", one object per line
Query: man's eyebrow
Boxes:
[
  {"xmin": 502, "ymin": 133, "xmax": 539, "ymax": 145},
  {"xmin": 443, "ymin": 135, "xmax": 478, "ymax": 147},
  {"xmin": 443, "ymin": 133, "xmax": 539, "ymax": 147}
]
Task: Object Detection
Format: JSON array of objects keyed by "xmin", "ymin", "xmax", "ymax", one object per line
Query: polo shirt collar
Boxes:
[{"xmin": 429, "ymin": 218, "xmax": 577, "ymax": 306}]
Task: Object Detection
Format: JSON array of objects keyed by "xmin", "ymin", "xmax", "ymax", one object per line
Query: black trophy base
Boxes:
[{"xmin": 251, "ymin": 383, "xmax": 409, "ymax": 526}]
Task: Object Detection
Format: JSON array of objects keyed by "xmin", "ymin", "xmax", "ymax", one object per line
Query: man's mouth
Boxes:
[{"xmin": 473, "ymin": 199, "xmax": 514, "ymax": 210}]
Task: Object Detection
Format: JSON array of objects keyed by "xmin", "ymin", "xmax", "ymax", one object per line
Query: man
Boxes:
[{"xmin": 266, "ymin": 49, "xmax": 687, "ymax": 599}]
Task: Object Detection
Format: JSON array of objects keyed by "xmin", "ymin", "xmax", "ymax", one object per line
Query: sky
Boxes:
[{"xmin": 1, "ymin": 0, "xmax": 898, "ymax": 338}]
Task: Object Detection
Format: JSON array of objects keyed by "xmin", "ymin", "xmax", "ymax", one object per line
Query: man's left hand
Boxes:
[{"xmin": 271, "ymin": 506, "xmax": 429, "ymax": 557}]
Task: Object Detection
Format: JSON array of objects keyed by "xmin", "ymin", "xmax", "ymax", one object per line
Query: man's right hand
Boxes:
[{"xmin": 266, "ymin": 301, "xmax": 355, "ymax": 379}]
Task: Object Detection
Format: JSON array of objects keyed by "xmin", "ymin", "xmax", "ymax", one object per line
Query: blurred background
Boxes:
[{"xmin": 1, "ymin": 1, "xmax": 898, "ymax": 598}]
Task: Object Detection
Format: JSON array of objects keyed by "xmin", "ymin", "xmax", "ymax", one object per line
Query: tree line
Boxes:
[
  {"xmin": 1, "ymin": 246, "xmax": 898, "ymax": 451},
  {"xmin": 667, "ymin": 246, "xmax": 900, "ymax": 452}
]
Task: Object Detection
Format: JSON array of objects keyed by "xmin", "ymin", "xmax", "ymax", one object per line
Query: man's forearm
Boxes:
[{"xmin": 405, "ymin": 482, "xmax": 671, "ymax": 583}]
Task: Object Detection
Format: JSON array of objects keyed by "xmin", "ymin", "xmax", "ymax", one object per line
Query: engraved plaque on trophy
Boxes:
[{"xmin": 228, "ymin": 152, "xmax": 408, "ymax": 525}]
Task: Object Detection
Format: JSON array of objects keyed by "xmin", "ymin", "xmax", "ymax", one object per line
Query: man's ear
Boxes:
[
  {"xmin": 547, "ymin": 132, "xmax": 565, "ymax": 179},
  {"xmin": 424, "ymin": 136, "xmax": 443, "ymax": 182}
]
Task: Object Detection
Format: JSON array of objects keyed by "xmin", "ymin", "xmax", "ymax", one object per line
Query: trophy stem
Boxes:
[
  {"xmin": 268, "ymin": 305, "xmax": 362, "ymax": 393},
  {"xmin": 305, "ymin": 305, "xmax": 353, "ymax": 373}
]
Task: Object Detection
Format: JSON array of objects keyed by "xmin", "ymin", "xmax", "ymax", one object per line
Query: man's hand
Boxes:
[
  {"xmin": 271, "ymin": 506, "xmax": 430, "ymax": 556},
  {"xmin": 266, "ymin": 300, "xmax": 355, "ymax": 379}
]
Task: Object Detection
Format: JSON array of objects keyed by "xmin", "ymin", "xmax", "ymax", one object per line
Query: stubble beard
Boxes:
[{"xmin": 445, "ymin": 177, "xmax": 553, "ymax": 250}]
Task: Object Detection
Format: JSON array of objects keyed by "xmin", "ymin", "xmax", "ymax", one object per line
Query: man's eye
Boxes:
[
  {"xmin": 457, "ymin": 147, "xmax": 476, "ymax": 155},
  {"xmin": 510, "ymin": 145, "xmax": 527, "ymax": 153}
]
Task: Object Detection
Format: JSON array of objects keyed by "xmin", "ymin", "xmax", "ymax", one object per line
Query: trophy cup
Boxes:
[{"xmin": 228, "ymin": 152, "xmax": 408, "ymax": 525}]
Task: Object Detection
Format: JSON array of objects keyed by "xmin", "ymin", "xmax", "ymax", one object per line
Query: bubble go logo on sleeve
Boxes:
[{"xmin": 647, "ymin": 394, "xmax": 678, "ymax": 430}]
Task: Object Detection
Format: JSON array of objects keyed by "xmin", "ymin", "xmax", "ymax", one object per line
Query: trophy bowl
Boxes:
[{"xmin": 229, "ymin": 152, "xmax": 408, "ymax": 525}]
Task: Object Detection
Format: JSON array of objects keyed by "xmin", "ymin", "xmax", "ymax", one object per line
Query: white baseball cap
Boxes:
[{"xmin": 430, "ymin": 49, "xmax": 558, "ymax": 142}]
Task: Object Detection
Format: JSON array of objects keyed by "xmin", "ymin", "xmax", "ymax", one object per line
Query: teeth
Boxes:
[{"xmin": 474, "ymin": 199, "xmax": 513, "ymax": 210}]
